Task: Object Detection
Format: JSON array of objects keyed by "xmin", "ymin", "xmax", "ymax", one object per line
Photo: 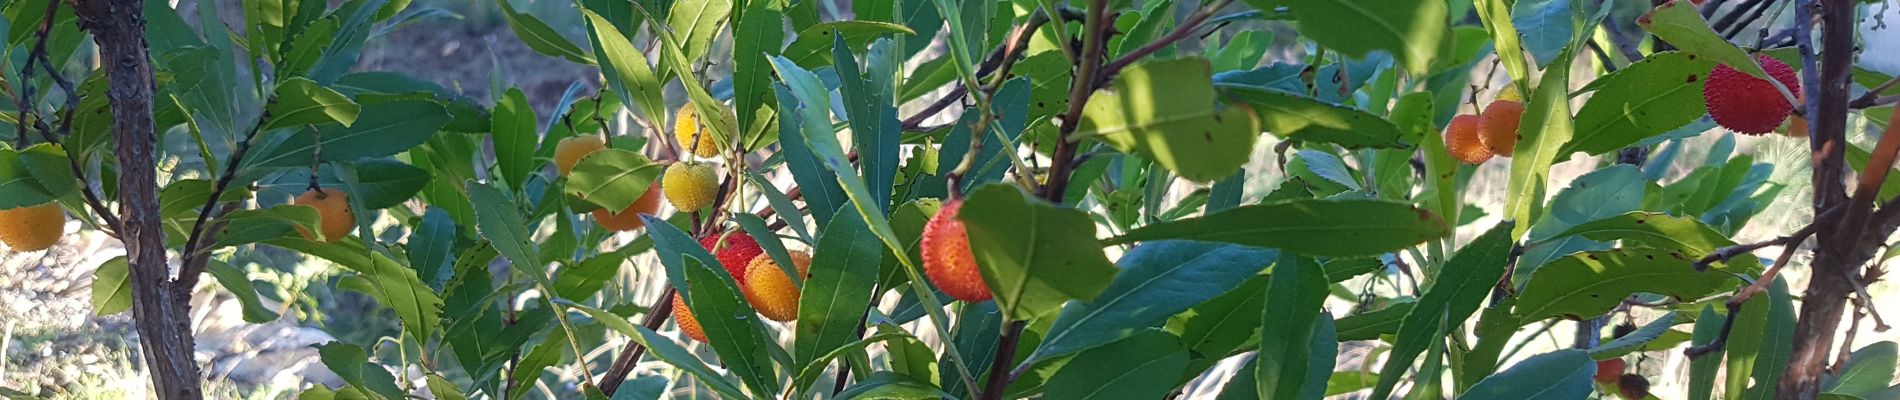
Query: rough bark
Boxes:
[
  {"xmin": 70, "ymin": 0, "xmax": 203, "ymax": 397},
  {"xmin": 1779, "ymin": 0, "xmax": 1859, "ymax": 399}
]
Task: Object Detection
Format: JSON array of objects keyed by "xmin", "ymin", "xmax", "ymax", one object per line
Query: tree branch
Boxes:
[{"xmin": 71, "ymin": 0, "xmax": 204, "ymax": 397}]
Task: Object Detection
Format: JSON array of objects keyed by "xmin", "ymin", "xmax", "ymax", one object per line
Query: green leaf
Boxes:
[
  {"xmin": 1512, "ymin": 0, "xmax": 1574, "ymax": 68},
  {"xmin": 1174, "ymin": 275, "xmax": 1271, "ymax": 377},
  {"xmin": 1030, "ymin": 241, "xmax": 1275, "ymax": 365},
  {"xmin": 1825, "ymin": 342, "xmax": 1897, "ymax": 399},
  {"xmin": 1107, "ymin": 199, "xmax": 1451, "ymax": 258},
  {"xmin": 1729, "ymin": 277, "xmax": 1795, "ymax": 400},
  {"xmin": 1256, "ymin": 254, "xmax": 1330, "ymax": 400},
  {"xmin": 0, "ymin": 144, "xmax": 77, "ymax": 209},
  {"xmin": 267, "ymin": 238, "xmax": 443, "ymax": 341},
  {"xmin": 1078, "ymin": 58, "xmax": 1262, "ymax": 182},
  {"xmin": 563, "ymin": 149, "xmax": 662, "ymax": 213},
  {"xmin": 318, "ymin": 342, "xmax": 406, "ymax": 399},
  {"xmin": 1474, "ymin": 0, "xmax": 1530, "ymax": 83},
  {"xmin": 834, "ymin": 38, "xmax": 903, "ymax": 206},
  {"xmin": 960, "ymin": 184, "xmax": 1120, "ymax": 320},
  {"xmin": 491, "ymin": 88, "xmax": 537, "ymax": 193},
  {"xmin": 1638, "ymin": 0, "xmax": 1772, "ymax": 81},
  {"xmin": 1552, "ymin": 211, "xmax": 1761, "ymax": 270},
  {"xmin": 496, "ymin": 0, "xmax": 593, "ymax": 64},
  {"xmin": 1516, "ymin": 165, "xmax": 1645, "ymax": 285},
  {"xmin": 1370, "ymin": 222, "xmax": 1515, "ymax": 400},
  {"xmin": 682, "ymin": 257, "xmax": 781, "ymax": 397},
  {"xmin": 348, "ymin": 158, "xmax": 430, "ymax": 209},
  {"xmin": 1505, "ymin": 48, "xmax": 1577, "ymax": 239},
  {"xmin": 1219, "ymin": 86, "xmax": 1410, "ymax": 149},
  {"xmin": 793, "ymin": 211, "xmax": 881, "ymax": 391},
  {"xmin": 90, "ymin": 256, "xmax": 131, "ymax": 316},
  {"xmin": 243, "ymin": 99, "xmax": 450, "ymax": 172},
  {"xmin": 583, "ymin": 312, "xmax": 747, "ymax": 398},
  {"xmin": 212, "ymin": 204, "xmax": 319, "ymax": 248},
  {"xmin": 1515, "ymin": 248, "xmax": 1736, "ymax": 321},
  {"xmin": 1281, "ymin": 0, "xmax": 1445, "ymax": 75},
  {"xmin": 837, "ymin": 372, "xmax": 950, "ymax": 399},
  {"xmin": 782, "ymin": 21, "xmax": 916, "ymax": 68},
  {"xmin": 1690, "ymin": 305, "xmax": 1725, "ymax": 400},
  {"xmin": 1044, "ymin": 330, "xmax": 1190, "ymax": 400},
  {"xmin": 1563, "ymin": 52, "xmax": 1717, "ymax": 156},
  {"xmin": 666, "ymin": 0, "xmax": 732, "ymax": 62},
  {"xmin": 205, "ymin": 260, "xmax": 282, "ymax": 323},
  {"xmin": 506, "ymin": 325, "xmax": 568, "ymax": 399},
  {"xmin": 1462, "ymin": 349, "xmax": 1595, "ymax": 400},
  {"xmin": 266, "ymin": 77, "xmax": 361, "ymax": 131},
  {"xmin": 1334, "ymin": 301, "xmax": 1413, "ymax": 341},
  {"xmin": 730, "ymin": 0, "xmax": 784, "ymax": 134},
  {"xmin": 468, "ymin": 181, "xmax": 543, "ymax": 279},
  {"xmin": 553, "ymin": 252, "xmax": 626, "ymax": 300},
  {"xmin": 583, "ymin": 9, "xmax": 666, "ymax": 120},
  {"xmin": 1591, "ymin": 313, "xmax": 1678, "ymax": 360}
]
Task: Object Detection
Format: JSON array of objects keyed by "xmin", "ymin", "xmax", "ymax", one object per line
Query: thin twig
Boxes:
[
  {"xmin": 1686, "ymin": 239, "xmax": 1803, "ymax": 357},
  {"xmin": 179, "ymin": 102, "xmax": 273, "ymax": 282},
  {"xmin": 13, "ymin": 0, "xmax": 59, "ymax": 147},
  {"xmin": 599, "ymin": 286, "xmax": 677, "ymax": 395}
]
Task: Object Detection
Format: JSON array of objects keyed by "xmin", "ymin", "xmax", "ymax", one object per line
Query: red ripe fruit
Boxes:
[
  {"xmin": 1704, "ymin": 54, "xmax": 1801, "ymax": 135},
  {"xmin": 1594, "ymin": 358, "xmax": 1626, "ymax": 384},
  {"xmin": 700, "ymin": 231, "xmax": 764, "ymax": 284},
  {"xmin": 922, "ymin": 200, "xmax": 992, "ymax": 302}
]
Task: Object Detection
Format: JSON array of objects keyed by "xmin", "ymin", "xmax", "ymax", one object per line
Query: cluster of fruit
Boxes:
[
  {"xmin": 1443, "ymin": 94, "xmax": 1526, "ymax": 165},
  {"xmin": 1441, "ymin": 53, "xmax": 1804, "ymax": 165},
  {"xmin": 551, "ymin": 106, "xmax": 995, "ymax": 344}
]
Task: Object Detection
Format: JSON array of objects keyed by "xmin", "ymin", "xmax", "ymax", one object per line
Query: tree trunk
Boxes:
[
  {"xmin": 70, "ymin": 0, "xmax": 203, "ymax": 397},
  {"xmin": 1779, "ymin": 1, "xmax": 1858, "ymax": 399}
]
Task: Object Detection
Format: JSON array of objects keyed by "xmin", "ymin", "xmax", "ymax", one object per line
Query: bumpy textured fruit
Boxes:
[
  {"xmin": 701, "ymin": 231, "xmax": 764, "ymax": 283},
  {"xmin": 1594, "ymin": 358, "xmax": 1626, "ymax": 384},
  {"xmin": 675, "ymin": 106, "xmax": 717, "ymax": 157},
  {"xmin": 1477, "ymin": 100, "xmax": 1524, "ymax": 157},
  {"xmin": 553, "ymin": 135, "xmax": 607, "ymax": 176},
  {"xmin": 1444, "ymin": 115, "xmax": 1491, "ymax": 165},
  {"xmin": 742, "ymin": 251, "xmax": 813, "ymax": 321},
  {"xmin": 593, "ymin": 182, "xmax": 663, "ymax": 231},
  {"xmin": 671, "ymin": 293, "xmax": 707, "ymax": 343},
  {"xmin": 922, "ymin": 200, "xmax": 991, "ymax": 302},
  {"xmin": 0, "ymin": 203, "xmax": 64, "ymax": 252},
  {"xmin": 1704, "ymin": 54, "xmax": 1801, "ymax": 134},
  {"xmin": 294, "ymin": 189, "xmax": 356, "ymax": 243},
  {"xmin": 662, "ymin": 162, "xmax": 719, "ymax": 211}
]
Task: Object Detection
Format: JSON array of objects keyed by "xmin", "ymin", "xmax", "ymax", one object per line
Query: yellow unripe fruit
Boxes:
[
  {"xmin": 553, "ymin": 135, "xmax": 607, "ymax": 176},
  {"xmin": 662, "ymin": 162, "xmax": 719, "ymax": 211},
  {"xmin": 294, "ymin": 189, "xmax": 356, "ymax": 243},
  {"xmin": 742, "ymin": 251, "xmax": 813, "ymax": 322},
  {"xmin": 672, "ymin": 292, "xmax": 708, "ymax": 343},
  {"xmin": 675, "ymin": 106, "xmax": 718, "ymax": 157},
  {"xmin": 0, "ymin": 203, "xmax": 64, "ymax": 252}
]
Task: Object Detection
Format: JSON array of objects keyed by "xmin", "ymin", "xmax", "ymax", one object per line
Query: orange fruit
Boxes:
[
  {"xmin": 921, "ymin": 200, "xmax": 991, "ymax": 302},
  {"xmin": 0, "ymin": 203, "xmax": 64, "ymax": 252},
  {"xmin": 671, "ymin": 292, "xmax": 707, "ymax": 343},
  {"xmin": 1477, "ymin": 100, "xmax": 1524, "ymax": 157},
  {"xmin": 741, "ymin": 251, "xmax": 813, "ymax": 321},
  {"xmin": 553, "ymin": 135, "xmax": 607, "ymax": 176},
  {"xmin": 593, "ymin": 182, "xmax": 663, "ymax": 231},
  {"xmin": 293, "ymin": 189, "xmax": 355, "ymax": 243},
  {"xmin": 1444, "ymin": 115, "xmax": 1490, "ymax": 165}
]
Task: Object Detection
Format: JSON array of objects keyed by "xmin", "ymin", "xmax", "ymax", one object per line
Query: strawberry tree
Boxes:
[{"xmin": 5, "ymin": 0, "xmax": 1900, "ymax": 398}]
